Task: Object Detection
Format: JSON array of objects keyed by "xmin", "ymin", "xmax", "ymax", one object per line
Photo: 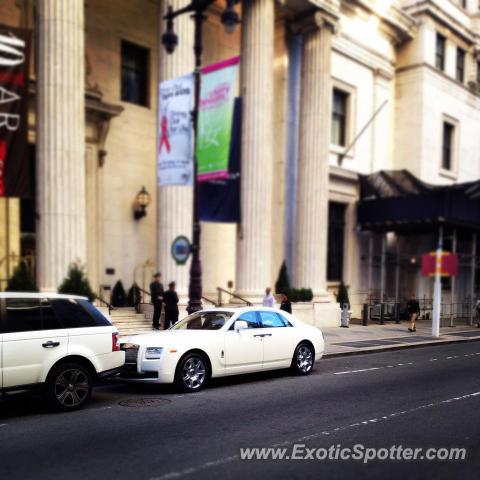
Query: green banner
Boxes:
[{"xmin": 196, "ymin": 56, "xmax": 239, "ymax": 182}]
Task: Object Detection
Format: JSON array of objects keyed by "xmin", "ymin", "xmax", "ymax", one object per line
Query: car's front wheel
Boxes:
[
  {"xmin": 45, "ymin": 362, "xmax": 92, "ymax": 412},
  {"xmin": 291, "ymin": 342, "xmax": 315, "ymax": 375},
  {"xmin": 175, "ymin": 353, "xmax": 208, "ymax": 393}
]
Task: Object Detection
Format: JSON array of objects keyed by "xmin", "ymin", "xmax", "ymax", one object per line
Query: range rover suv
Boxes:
[{"xmin": 0, "ymin": 292, "xmax": 125, "ymax": 411}]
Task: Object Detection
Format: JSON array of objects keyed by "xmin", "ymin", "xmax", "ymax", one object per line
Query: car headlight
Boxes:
[{"xmin": 145, "ymin": 347, "xmax": 163, "ymax": 359}]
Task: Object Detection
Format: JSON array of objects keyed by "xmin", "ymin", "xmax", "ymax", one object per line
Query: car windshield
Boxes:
[{"xmin": 171, "ymin": 311, "xmax": 234, "ymax": 330}]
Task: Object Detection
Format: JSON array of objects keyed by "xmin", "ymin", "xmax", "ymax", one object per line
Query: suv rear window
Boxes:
[{"xmin": 49, "ymin": 299, "xmax": 111, "ymax": 328}]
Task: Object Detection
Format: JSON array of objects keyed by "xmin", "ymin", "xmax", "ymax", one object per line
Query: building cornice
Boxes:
[
  {"xmin": 403, "ymin": 0, "xmax": 476, "ymax": 45},
  {"xmin": 351, "ymin": 0, "xmax": 417, "ymax": 43}
]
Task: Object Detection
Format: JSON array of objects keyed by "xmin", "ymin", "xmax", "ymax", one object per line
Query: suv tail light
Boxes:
[{"xmin": 112, "ymin": 332, "xmax": 120, "ymax": 352}]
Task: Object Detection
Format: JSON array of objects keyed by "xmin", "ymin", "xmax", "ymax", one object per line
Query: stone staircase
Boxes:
[{"xmin": 108, "ymin": 306, "xmax": 153, "ymax": 337}]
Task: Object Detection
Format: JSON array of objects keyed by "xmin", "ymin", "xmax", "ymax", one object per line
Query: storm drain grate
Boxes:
[{"xmin": 118, "ymin": 398, "xmax": 172, "ymax": 408}]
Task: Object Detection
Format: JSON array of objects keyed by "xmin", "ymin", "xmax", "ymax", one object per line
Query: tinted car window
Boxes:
[
  {"xmin": 236, "ymin": 311, "xmax": 260, "ymax": 329},
  {"xmin": 259, "ymin": 311, "xmax": 290, "ymax": 328},
  {"xmin": 50, "ymin": 298, "xmax": 110, "ymax": 328},
  {"xmin": 40, "ymin": 299, "xmax": 64, "ymax": 330},
  {"xmin": 172, "ymin": 311, "xmax": 233, "ymax": 330},
  {"xmin": 275, "ymin": 313, "xmax": 292, "ymax": 327},
  {"xmin": 5, "ymin": 298, "xmax": 42, "ymax": 333}
]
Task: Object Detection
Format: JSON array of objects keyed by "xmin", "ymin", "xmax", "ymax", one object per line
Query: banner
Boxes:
[
  {"xmin": 157, "ymin": 73, "xmax": 194, "ymax": 186},
  {"xmin": 196, "ymin": 56, "xmax": 239, "ymax": 183},
  {"xmin": 199, "ymin": 97, "xmax": 241, "ymax": 223},
  {"xmin": 0, "ymin": 25, "xmax": 31, "ymax": 198}
]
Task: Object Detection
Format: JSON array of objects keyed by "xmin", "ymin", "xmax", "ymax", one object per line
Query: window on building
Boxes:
[
  {"xmin": 442, "ymin": 122, "xmax": 455, "ymax": 171},
  {"xmin": 331, "ymin": 89, "xmax": 349, "ymax": 147},
  {"xmin": 456, "ymin": 48, "xmax": 465, "ymax": 83},
  {"xmin": 461, "ymin": 0, "xmax": 467, "ymax": 9},
  {"xmin": 121, "ymin": 40, "xmax": 149, "ymax": 107},
  {"xmin": 327, "ymin": 202, "xmax": 347, "ymax": 282},
  {"xmin": 436, "ymin": 34, "xmax": 446, "ymax": 71}
]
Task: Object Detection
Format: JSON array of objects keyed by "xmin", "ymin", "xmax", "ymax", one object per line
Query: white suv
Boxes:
[{"xmin": 0, "ymin": 292, "xmax": 125, "ymax": 411}]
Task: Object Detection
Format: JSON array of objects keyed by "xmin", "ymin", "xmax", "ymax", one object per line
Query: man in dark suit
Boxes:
[{"xmin": 150, "ymin": 272, "xmax": 164, "ymax": 330}]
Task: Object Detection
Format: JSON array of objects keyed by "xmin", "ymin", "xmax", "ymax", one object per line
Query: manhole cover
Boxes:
[{"xmin": 119, "ymin": 398, "xmax": 171, "ymax": 408}]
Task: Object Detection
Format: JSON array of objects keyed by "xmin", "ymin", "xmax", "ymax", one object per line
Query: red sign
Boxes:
[{"xmin": 421, "ymin": 252, "xmax": 458, "ymax": 277}]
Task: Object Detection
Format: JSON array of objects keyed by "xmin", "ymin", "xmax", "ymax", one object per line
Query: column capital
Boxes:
[{"xmin": 290, "ymin": 7, "xmax": 339, "ymax": 36}]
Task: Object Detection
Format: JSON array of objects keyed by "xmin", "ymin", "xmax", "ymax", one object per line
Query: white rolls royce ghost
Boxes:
[{"xmin": 119, "ymin": 307, "xmax": 324, "ymax": 392}]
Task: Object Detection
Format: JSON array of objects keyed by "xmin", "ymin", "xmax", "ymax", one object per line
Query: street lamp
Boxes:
[
  {"xmin": 133, "ymin": 186, "xmax": 151, "ymax": 220},
  {"xmin": 162, "ymin": 0, "xmax": 240, "ymax": 314}
]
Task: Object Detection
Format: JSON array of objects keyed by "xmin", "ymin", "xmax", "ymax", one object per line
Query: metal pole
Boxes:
[
  {"xmin": 186, "ymin": 10, "xmax": 205, "ymax": 315},
  {"xmin": 367, "ymin": 234, "xmax": 373, "ymax": 301},
  {"xmin": 380, "ymin": 234, "xmax": 386, "ymax": 303},
  {"xmin": 470, "ymin": 232, "xmax": 477, "ymax": 326},
  {"xmin": 395, "ymin": 235, "xmax": 400, "ymax": 323},
  {"xmin": 432, "ymin": 225, "xmax": 443, "ymax": 338},
  {"xmin": 450, "ymin": 228, "xmax": 457, "ymax": 327}
]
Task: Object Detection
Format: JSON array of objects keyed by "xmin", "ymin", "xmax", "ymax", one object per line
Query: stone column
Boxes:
[
  {"xmin": 36, "ymin": 0, "xmax": 86, "ymax": 290},
  {"xmin": 235, "ymin": 0, "xmax": 274, "ymax": 299},
  {"xmin": 294, "ymin": 12, "xmax": 337, "ymax": 298},
  {"xmin": 157, "ymin": 0, "xmax": 194, "ymax": 296}
]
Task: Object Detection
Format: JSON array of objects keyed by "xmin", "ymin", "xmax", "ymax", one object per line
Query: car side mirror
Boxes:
[{"xmin": 234, "ymin": 320, "xmax": 248, "ymax": 332}]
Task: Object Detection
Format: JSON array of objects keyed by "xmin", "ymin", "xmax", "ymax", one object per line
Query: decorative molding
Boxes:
[{"xmin": 290, "ymin": 7, "xmax": 340, "ymax": 35}]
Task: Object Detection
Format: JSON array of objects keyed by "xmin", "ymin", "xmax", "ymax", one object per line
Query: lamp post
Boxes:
[{"xmin": 161, "ymin": 0, "xmax": 240, "ymax": 314}]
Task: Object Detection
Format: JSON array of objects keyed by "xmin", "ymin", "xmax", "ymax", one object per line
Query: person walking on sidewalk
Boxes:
[
  {"xmin": 164, "ymin": 281, "xmax": 179, "ymax": 329},
  {"xmin": 262, "ymin": 288, "xmax": 275, "ymax": 308},
  {"xmin": 407, "ymin": 293, "xmax": 420, "ymax": 332},
  {"xmin": 475, "ymin": 298, "xmax": 480, "ymax": 327},
  {"xmin": 280, "ymin": 292, "xmax": 292, "ymax": 314},
  {"xmin": 150, "ymin": 272, "xmax": 164, "ymax": 330}
]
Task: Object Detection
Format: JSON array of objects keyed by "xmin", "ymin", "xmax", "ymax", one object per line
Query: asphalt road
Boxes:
[{"xmin": 1, "ymin": 341, "xmax": 479, "ymax": 480}]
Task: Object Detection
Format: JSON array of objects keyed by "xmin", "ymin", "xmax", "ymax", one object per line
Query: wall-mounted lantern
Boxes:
[{"xmin": 133, "ymin": 186, "xmax": 151, "ymax": 220}]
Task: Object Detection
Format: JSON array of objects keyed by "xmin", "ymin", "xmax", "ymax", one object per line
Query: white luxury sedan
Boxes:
[{"xmin": 119, "ymin": 307, "xmax": 324, "ymax": 392}]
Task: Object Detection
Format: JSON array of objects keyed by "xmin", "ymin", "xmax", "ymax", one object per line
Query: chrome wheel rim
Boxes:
[
  {"xmin": 296, "ymin": 346, "xmax": 313, "ymax": 373},
  {"xmin": 182, "ymin": 357, "xmax": 206, "ymax": 390},
  {"xmin": 54, "ymin": 369, "xmax": 89, "ymax": 407}
]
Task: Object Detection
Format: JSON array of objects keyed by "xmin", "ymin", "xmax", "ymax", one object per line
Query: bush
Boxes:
[
  {"xmin": 5, "ymin": 261, "xmax": 37, "ymax": 292},
  {"xmin": 290, "ymin": 288, "xmax": 313, "ymax": 303},
  {"xmin": 275, "ymin": 261, "xmax": 291, "ymax": 295},
  {"xmin": 336, "ymin": 281, "xmax": 350, "ymax": 309},
  {"xmin": 127, "ymin": 283, "xmax": 141, "ymax": 307},
  {"xmin": 58, "ymin": 263, "xmax": 95, "ymax": 301},
  {"xmin": 111, "ymin": 280, "xmax": 127, "ymax": 307}
]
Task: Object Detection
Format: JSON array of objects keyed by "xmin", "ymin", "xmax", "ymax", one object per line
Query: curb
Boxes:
[{"xmin": 323, "ymin": 335, "xmax": 480, "ymax": 359}]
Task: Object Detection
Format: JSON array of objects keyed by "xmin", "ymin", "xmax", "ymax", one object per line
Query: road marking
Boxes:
[
  {"xmin": 334, "ymin": 362, "xmax": 413, "ymax": 375},
  {"xmin": 149, "ymin": 390, "xmax": 480, "ymax": 480},
  {"xmin": 0, "ymin": 424, "xmax": 6, "ymax": 428}
]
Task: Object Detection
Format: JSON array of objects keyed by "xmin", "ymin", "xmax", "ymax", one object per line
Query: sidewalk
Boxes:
[{"xmin": 322, "ymin": 322, "xmax": 480, "ymax": 358}]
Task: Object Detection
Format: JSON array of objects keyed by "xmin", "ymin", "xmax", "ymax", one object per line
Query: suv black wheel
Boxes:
[
  {"xmin": 291, "ymin": 342, "xmax": 314, "ymax": 375},
  {"xmin": 174, "ymin": 353, "xmax": 208, "ymax": 393},
  {"xmin": 45, "ymin": 362, "xmax": 92, "ymax": 412}
]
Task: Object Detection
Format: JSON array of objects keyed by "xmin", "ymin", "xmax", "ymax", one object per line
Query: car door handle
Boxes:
[
  {"xmin": 253, "ymin": 334, "xmax": 272, "ymax": 338},
  {"xmin": 42, "ymin": 341, "xmax": 60, "ymax": 348}
]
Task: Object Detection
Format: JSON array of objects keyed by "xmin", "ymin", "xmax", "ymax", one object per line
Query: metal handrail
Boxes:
[
  {"xmin": 202, "ymin": 295, "xmax": 218, "ymax": 306},
  {"xmin": 94, "ymin": 294, "xmax": 115, "ymax": 315},
  {"xmin": 216, "ymin": 287, "xmax": 253, "ymax": 306}
]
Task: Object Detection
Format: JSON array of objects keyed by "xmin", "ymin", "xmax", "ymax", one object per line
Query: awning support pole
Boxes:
[
  {"xmin": 380, "ymin": 234, "xmax": 386, "ymax": 303},
  {"xmin": 432, "ymin": 225, "xmax": 443, "ymax": 338},
  {"xmin": 450, "ymin": 228, "xmax": 457, "ymax": 328},
  {"xmin": 395, "ymin": 235, "xmax": 400, "ymax": 323},
  {"xmin": 367, "ymin": 233, "xmax": 373, "ymax": 303},
  {"xmin": 470, "ymin": 232, "xmax": 477, "ymax": 326}
]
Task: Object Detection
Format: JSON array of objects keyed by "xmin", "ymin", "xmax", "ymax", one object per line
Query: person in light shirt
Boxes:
[{"xmin": 262, "ymin": 287, "xmax": 275, "ymax": 308}]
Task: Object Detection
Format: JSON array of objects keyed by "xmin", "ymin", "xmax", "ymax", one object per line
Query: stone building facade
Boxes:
[{"xmin": 1, "ymin": 0, "xmax": 479, "ymax": 326}]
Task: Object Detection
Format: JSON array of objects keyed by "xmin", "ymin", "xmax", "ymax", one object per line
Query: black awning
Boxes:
[{"xmin": 358, "ymin": 170, "xmax": 480, "ymax": 232}]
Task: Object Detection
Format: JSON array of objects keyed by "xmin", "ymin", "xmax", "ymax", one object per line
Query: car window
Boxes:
[
  {"xmin": 236, "ymin": 311, "xmax": 260, "ymax": 329},
  {"xmin": 172, "ymin": 311, "xmax": 233, "ymax": 330},
  {"xmin": 5, "ymin": 298, "xmax": 42, "ymax": 333},
  {"xmin": 50, "ymin": 298, "xmax": 110, "ymax": 328},
  {"xmin": 40, "ymin": 299, "xmax": 64, "ymax": 330},
  {"xmin": 259, "ymin": 311, "xmax": 291, "ymax": 328},
  {"xmin": 275, "ymin": 313, "xmax": 293, "ymax": 327}
]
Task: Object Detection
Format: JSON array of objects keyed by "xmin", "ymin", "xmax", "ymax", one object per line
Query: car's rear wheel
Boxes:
[
  {"xmin": 175, "ymin": 353, "xmax": 208, "ymax": 393},
  {"xmin": 45, "ymin": 362, "xmax": 92, "ymax": 412},
  {"xmin": 291, "ymin": 342, "xmax": 314, "ymax": 375}
]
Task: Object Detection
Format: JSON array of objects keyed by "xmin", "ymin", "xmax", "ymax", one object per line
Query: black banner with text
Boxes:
[{"xmin": 0, "ymin": 24, "xmax": 31, "ymax": 198}]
